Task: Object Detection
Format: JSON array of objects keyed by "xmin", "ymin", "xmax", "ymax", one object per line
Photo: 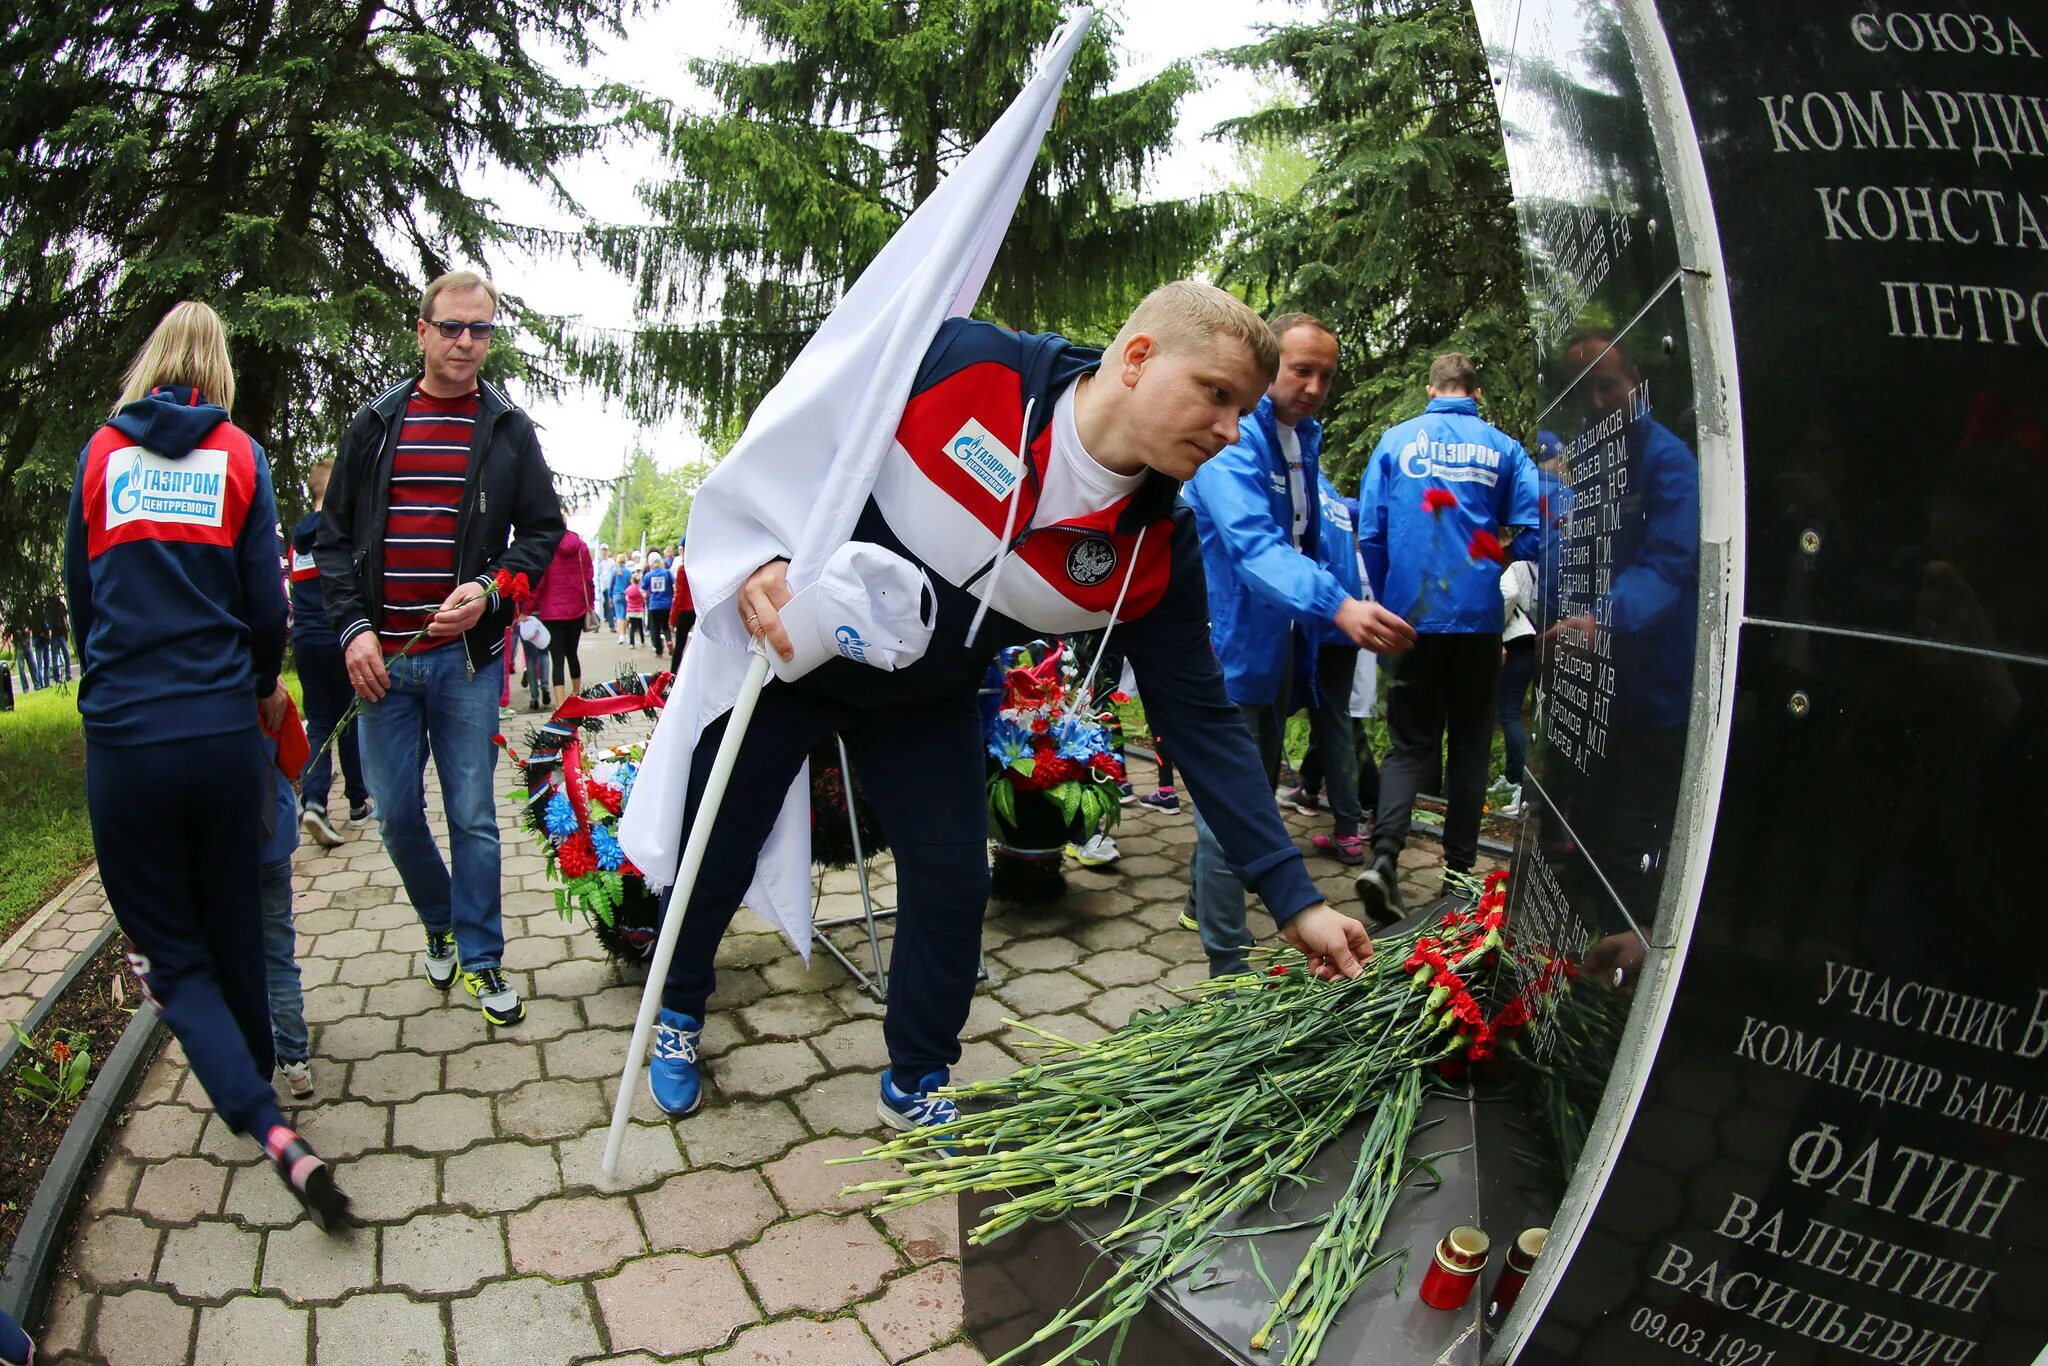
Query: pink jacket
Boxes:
[{"xmin": 532, "ymin": 529, "xmax": 594, "ymax": 620}]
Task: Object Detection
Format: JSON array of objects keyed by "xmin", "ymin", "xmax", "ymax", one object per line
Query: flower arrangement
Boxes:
[
  {"xmin": 843, "ymin": 869, "xmax": 1616, "ymax": 1365},
  {"xmin": 984, "ymin": 640, "xmax": 1126, "ymax": 843},
  {"xmin": 809, "ymin": 739, "xmax": 889, "ymax": 869},
  {"xmin": 502, "ymin": 671, "xmax": 668, "ymax": 961}
]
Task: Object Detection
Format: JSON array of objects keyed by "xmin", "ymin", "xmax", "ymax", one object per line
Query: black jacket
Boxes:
[{"xmin": 315, "ymin": 375, "xmax": 565, "ymax": 673}]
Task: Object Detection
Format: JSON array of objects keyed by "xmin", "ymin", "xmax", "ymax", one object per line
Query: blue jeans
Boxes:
[
  {"xmin": 357, "ymin": 644, "xmax": 505, "ymax": 970},
  {"xmin": 1189, "ymin": 690, "xmax": 1288, "ymax": 977},
  {"xmin": 258, "ymin": 858, "xmax": 310, "ymax": 1063}
]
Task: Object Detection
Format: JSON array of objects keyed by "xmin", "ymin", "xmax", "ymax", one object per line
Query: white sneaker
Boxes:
[
  {"xmin": 1066, "ymin": 833, "xmax": 1121, "ymax": 868},
  {"xmin": 280, "ymin": 1060, "xmax": 314, "ymax": 1099},
  {"xmin": 616, "ymin": 635, "xmax": 626, "ymax": 645},
  {"xmin": 1500, "ymin": 784, "xmax": 1525, "ymax": 819},
  {"xmin": 299, "ymin": 805, "xmax": 343, "ymax": 848}
]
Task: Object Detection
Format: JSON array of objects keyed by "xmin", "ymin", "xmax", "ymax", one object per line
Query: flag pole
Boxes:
[{"xmin": 603, "ymin": 650, "xmax": 773, "ymax": 1177}]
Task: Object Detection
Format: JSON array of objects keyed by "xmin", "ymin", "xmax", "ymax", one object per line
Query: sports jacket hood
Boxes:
[{"xmin": 109, "ymin": 385, "xmax": 232, "ymax": 461}]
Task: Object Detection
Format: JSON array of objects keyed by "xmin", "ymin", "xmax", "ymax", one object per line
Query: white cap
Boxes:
[{"xmin": 768, "ymin": 541, "xmax": 937, "ymax": 683}]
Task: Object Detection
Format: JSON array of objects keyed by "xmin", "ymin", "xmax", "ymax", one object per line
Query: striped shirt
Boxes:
[{"xmin": 378, "ymin": 386, "xmax": 477, "ymax": 655}]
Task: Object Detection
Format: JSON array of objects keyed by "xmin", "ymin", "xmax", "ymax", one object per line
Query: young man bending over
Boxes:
[{"xmin": 648, "ymin": 281, "xmax": 1415, "ymax": 1127}]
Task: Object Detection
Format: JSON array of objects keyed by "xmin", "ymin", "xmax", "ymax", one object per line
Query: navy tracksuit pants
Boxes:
[
  {"xmin": 87, "ymin": 732, "xmax": 287, "ymax": 1139},
  {"xmin": 660, "ymin": 684, "xmax": 988, "ymax": 1079}
]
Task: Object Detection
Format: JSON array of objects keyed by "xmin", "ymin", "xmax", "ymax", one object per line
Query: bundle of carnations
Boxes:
[
  {"xmin": 501, "ymin": 671, "xmax": 670, "ymax": 961},
  {"xmin": 840, "ymin": 870, "xmax": 1591, "ymax": 1366},
  {"xmin": 985, "ymin": 641, "xmax": 1125, "ymax": 850}
]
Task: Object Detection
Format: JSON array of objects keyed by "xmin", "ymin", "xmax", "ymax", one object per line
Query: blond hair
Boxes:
[
  {"xmin": 1108, "ymin": 281, "xmax": 1279, "ymax": 383},
  {"xmin": 115, "ymin": 301, "xmax": 236, "ymax": 415},
  {"xmin": 420, "ymin": 269, "xmax": 500, "ymax": 321},
  {"xmin": 307, "ymin": 458, "xmax": 335, "ymax": 507}
]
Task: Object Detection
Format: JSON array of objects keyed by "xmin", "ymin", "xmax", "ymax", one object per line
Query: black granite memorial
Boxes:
[
  {"xmin": 1490, "ymin": 4, "xmax": 2048, "ymax": 1364},
  {"xmin": 959, "ymin": 3, "xmax": 2048, "ymax": 1362}
]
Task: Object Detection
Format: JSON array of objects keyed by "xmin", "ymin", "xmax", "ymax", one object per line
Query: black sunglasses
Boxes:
[{"xmin": 426, "ymin": 319, "xmax": 497, "ymax": 340}]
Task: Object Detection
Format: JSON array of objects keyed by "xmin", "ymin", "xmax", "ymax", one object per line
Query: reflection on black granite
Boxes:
[
  {"xmin": 1523, "ymin": 287, "xmax": 1699, "ymax": 938},
  {"xmin": 1475, "ymin": 0, "xmax": 1680, "ymax": 398}
]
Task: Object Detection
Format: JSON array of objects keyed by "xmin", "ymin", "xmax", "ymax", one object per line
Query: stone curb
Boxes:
[
  {"xmin": 0, "ymin": 863, "xmax": 100, "ymax": 973},
  {"xmin": 0, "ymin": 1002, "xmax": 165, "ymax": 1329}
]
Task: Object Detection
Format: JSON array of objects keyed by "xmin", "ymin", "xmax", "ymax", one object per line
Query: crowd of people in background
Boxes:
[
  {"xmin": 31, "ymin": 266, "xmax": 1553, "ymax": 1327},
  {"xmin": 594, "ymin": 539, "xmax": 695, "ymax": 676}
]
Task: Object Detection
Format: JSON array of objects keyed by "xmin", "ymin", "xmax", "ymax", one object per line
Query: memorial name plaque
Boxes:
[{"xmin": 1474, "ymin": 2, "xmax": 2048, "ymax": 1364}]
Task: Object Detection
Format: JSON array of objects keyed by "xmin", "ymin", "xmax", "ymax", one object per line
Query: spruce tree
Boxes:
[
  {"xmin": 575, "ymin": 0, "xmax": 1222, "ymax": 435},
  {"xmin": 0, "ymin": 0, "xmax": 642, "ymax": 628},
  {"xmin": 1216, "ymin": 0, "xmax": 1537, "ymax": 484}
]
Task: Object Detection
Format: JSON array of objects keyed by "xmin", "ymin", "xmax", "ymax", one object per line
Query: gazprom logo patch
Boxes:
[
  {"xmin": 834, "ymin": 624, "xmax": 872, "ymax": 663},
  {"xmin": 105, "ymin": 445, "xmax": 230, "ymax": 530},
  {"xmin": 947, "ymin": 418, "xmax": 1021, "ymax": 501}
]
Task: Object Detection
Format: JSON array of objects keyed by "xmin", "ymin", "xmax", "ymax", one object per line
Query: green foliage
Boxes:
[
  {"xmin": 9, "ymin": 1022, "xmax": 94, "ymax": 1119},
  {"xmin": 598, "ymin": 445, "xmax": 717, "ymax": 551},
  {"xmin": 570, "ymin": 0, "xmax": 1223, "ymax": 433},
  {"xmin": 1215, "ymin": 0, "xmax": 1538, "ymax": 488},
  {"xmin": 0, "ymin": 0, "xmax": 650, "ymax": 629}
]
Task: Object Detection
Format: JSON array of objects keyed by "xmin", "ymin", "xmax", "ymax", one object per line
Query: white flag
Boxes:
[{"xmin": 619, "ymin": 11, "xmax": 1098, "ymax": 954}]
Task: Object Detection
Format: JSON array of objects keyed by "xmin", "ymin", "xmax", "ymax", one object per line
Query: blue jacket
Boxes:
[
  {"xmin": 1593, "ymin": 414, "xmax": 1698, "ymax": 730},
  {"xmin": 1184, "ymin": 397, "xmax": 1351, "ymax": 706},
  {"xmin": 644, "ymin": 566, "xmax": 674, "ymax": 614},
  {"xmin": 288, "ymin": 510, "xmax": 338, "ymax": 650},
  {"xmin": 64, "ymin": 386, "xmax": 288, "ymax": 746},
  {"xmin": 1314, "ymin": 475, "xmax": 1363, "ymax": 602},
  {"xmin": 1359, "ymin": 397, "xmax": 1539, "ymax": 634}
]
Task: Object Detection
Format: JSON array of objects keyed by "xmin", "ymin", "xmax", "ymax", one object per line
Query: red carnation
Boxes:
[
  {"xmin": 1467, "ymin": 530, "xmax": 1507, "ymax": 566},
  {"xmin": 1030, "ymin": 716, "xmax": 1050, "ymax": 734},
  {"xmin": 1108, "ymin": 691, "xmax": 1131, "ymax": 704},
  {"xmin": 1269, "ymin": 965, "xmax": 1290, "ymax": 977},
  {"xmin": 1039, "ymin": 755, "xmax": 1080, "ymax": 786},
  {"xmin": 1484, "ymin": 868, "xmax": 1509, "ymax": 890},
  {"xmin": 1422, "ymin": 488, "xmax": 1457, "ymax": 516},
  {"xmin": 1089, "ymin": 753, "xmax": 1126, "ymax": 782},
  {"xmin": 557, "ymin": 831, "xmax": 598, "ymax": 879}
]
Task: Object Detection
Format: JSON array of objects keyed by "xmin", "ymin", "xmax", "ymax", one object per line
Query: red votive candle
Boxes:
[
  {"xmin": 1418, "ymin": 1225, "xmax": 1491, "ymax": 1310},
  {"xmin": 1487, "ymin": 1227, "xmax": 1549, "ymax": 1317}
]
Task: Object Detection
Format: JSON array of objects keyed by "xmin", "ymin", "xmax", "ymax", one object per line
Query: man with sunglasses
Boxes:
[{"xmin": 316, "ymin": 269, "xmax": 564, "ymax": 1028}]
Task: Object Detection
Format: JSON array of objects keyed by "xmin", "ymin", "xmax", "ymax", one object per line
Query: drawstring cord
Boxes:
[{"xmin": 1073, "ymin": 525, "xmax": 1145, "ymax": 715}]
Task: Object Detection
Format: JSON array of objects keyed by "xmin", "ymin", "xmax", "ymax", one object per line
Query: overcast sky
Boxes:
[{"xmin": 483, "ymin": 1, "xmax": 1320, "ymax": 540}]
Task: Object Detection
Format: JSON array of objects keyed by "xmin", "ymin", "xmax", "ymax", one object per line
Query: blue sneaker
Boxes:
[
  {"xmin": 648, "ymin": 1009, "xmax": 703, "ymax": 1117},
  {"xmin": 877, "ymin": 1068, "xmax": 959, "ymax": 1135}
]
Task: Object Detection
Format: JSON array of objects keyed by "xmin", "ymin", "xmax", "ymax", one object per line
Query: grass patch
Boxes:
[
  {"xmin": 0, "ymin": 665, "xmax": 309, "ymax": 940},
  {"xmin": 0, "ymin": 684, "xmax": 93, "ymax": 939}
]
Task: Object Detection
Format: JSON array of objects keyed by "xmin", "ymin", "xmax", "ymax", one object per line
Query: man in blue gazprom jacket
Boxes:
[
  {"xmin": 1183, "ymin": 313, "xmax": 1416, "ymax": 975},
  {"xmin": 1356, "ymin": 352, "xmax": 1540, "ymax": 920}
]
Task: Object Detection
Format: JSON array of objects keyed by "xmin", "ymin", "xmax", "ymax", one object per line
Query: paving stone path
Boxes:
[
  {"xmin": 30, "ymin": 633, "xmax": 1478, "ymax": 1364},
  {"xmin": 0, "ymin": 869, "xmax": 113, "ymax": 1030}
]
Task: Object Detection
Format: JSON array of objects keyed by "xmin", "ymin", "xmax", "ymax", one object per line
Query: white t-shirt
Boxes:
[
  {"xmin": 1278, "ymin": 422, "xmax": 1307, "ymax": 547},
  {"xmin": 1036, "ymin": 378, "xmax": 1145, "ymax": 526}
]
